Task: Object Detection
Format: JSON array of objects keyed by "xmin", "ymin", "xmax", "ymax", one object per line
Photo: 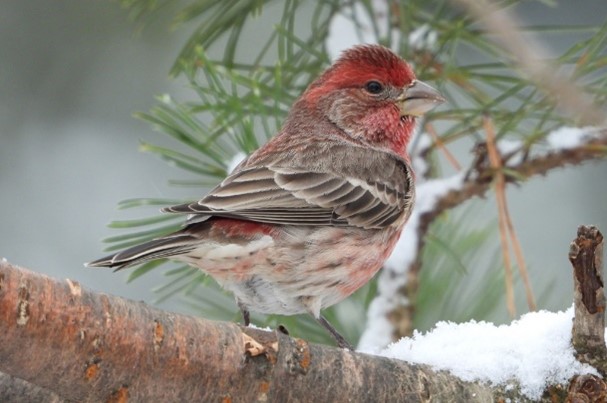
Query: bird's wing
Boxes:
[{"xmin": 163, "ymin": 143, "xmax": 414, "ymax": 230}]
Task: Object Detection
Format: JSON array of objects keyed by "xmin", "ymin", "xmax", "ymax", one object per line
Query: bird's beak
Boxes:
[{"xmin": 399, "ymin": 80, "xmax": 445, "ymax": 117}]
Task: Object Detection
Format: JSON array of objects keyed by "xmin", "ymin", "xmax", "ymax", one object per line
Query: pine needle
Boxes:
[
  {"xmin": 425, "ymin": 122, "xmax": 462, "ymax": 171},
  {"xmin": 484, "ymin": 116, "xmax": 517, "ymax": 318}
]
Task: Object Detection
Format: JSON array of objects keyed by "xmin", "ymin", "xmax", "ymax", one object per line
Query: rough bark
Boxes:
[
  {"xmin": 566, "ymin": 226, "xmax": 607, "ymax": 402},
  {"xmin": 1, "ymin": 222, "xmax": 604, "ymax": 402},
  {"xmin": 0, "ymin": 372, "xmax": 65, "ymax": 403},
  {"xmin": 570, "ymin": 225, "xmax": 607, "ymax": 376},
  {"xmin": 0, "ymin": 260, "xmax": 556, "ymax": 402}
]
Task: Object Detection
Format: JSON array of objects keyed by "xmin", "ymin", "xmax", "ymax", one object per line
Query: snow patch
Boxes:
[
  {"xmin": 374, "ymin": 307, "xmax": 598, "ymax": 400},
  {"xmin": 546, "ymin": 126, "xmax": 598, "ymax": 150},
  {"xmin": 497, "ymin": 138, "xmax": 523, "ymax": 156},
  {"xmin": 248, "ymin": 323, "xmax": 272, "ymax": 332},
  {"xmin": 357, "ymin": 173, "xmax": 465, "ymax": 351}
]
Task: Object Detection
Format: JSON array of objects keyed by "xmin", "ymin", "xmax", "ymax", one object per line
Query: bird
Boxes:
[{"xmin": 87, "ymin": 44, "xmax": 445, "ymax": 349}]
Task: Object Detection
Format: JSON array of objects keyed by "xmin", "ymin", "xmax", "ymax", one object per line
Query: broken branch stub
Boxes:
[{"xmin": 569, "ymin": 225, "xmax": 607, "ymax": 376}]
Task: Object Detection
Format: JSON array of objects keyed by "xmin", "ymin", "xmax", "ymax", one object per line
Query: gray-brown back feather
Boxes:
[{"xmin": 164, "ymin": 141, "xmax": 414, "ymax": 230}]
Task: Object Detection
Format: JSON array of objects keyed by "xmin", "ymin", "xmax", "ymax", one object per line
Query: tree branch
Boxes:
[
  {"xmin": 570, "ymin": 225, "xmax": 607, "ymax": 375},
  {"xmin": 433, "ymin": 133, "xmax": 606, "ymax": 221},
  {"xmin": 0, "ymin": 260, "xmax": 582, "ymax": 402},
  {"xmin": 0, "ymin": 260, "xmax": 512, "ymax": 402},
  {"xmin": 390, "ymin": 130, "xmax": 607, "ymax": 339},
  {"xmin": 0, "ymin": 371, "xmax": 64, "ymax": 403},
  {"xmin": 568, "ymin": 225, "xmax": 607, "ymax": 401}
]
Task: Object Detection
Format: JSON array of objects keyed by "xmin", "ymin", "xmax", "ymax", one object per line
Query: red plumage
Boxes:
[{"xmin": 88, "ymin": 44, "xmax": 444, "ymax": 349}]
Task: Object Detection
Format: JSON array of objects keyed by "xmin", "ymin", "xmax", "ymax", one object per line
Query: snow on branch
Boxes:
[
  {"xmin": 369, "ymin": 225, "xmax": 606, "ymax": 401},
  {"xmin": 358, "ymin": 173, "xmax": 465, "ymax": 350},
  {"xmin": 378, "ymin": 307, "xmax": 596, "ymax": 400},
  {"xmin": 361, "ymin": 127, "xmax": 607, "ymax": 348},
  {"xmin": 1, "ymin": 225, "xmax": 606, "ymax": 401}
]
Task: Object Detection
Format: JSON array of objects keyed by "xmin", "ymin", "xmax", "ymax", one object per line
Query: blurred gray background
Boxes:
[{"xmin": 1, "ymin": 0, "xmax": 606, "ymax": 317}]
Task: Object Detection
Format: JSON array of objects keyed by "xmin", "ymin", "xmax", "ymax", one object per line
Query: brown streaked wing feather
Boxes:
[{"xmin": 162, "ymin": 143, "xmax": 414, "ymax": 229}]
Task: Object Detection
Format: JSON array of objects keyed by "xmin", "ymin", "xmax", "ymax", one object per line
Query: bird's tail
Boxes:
[{"xmin": 85, "ymin": 234, "xmax": 198, "ymax": 271}]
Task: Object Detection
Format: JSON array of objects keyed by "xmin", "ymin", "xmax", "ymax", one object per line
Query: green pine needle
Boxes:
[{"xmin": 106, "ymin": 0, "xmax": 607, "ymax": 345}]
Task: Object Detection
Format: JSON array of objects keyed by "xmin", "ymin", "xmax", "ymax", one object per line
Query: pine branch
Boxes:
[
  {"xmin": 388, "ymin": 129, "xmax": 607, "ymax": 339},
  {"xmin": 105, "ymin": 0, "xmax": 607, "ymax": 345},
  {"xmin": 451, "ymin": 0, "xmax": 606, "ymax": 126},
  {"xmin": 432, "ymin": 132, "xmax": 606, "ymax": 217}
]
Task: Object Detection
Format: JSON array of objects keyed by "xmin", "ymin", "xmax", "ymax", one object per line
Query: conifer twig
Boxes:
[
  {"xmin": 425, "ymin": 122, "xmax": 462, "ymax": 171},
  {"xmin": 485, "ymin": 117, "xmax": 537, "ymax": 313},
  {"xmin": 484, "ymin": 116, "xmax": 517, "ymax": 318},
  {"xmin": 504, "ymin": 197, "xmax": 537, "ymax": 312},
  {"xmin": 451, "ymin": 0, "xmax": 606, "ymax": 126}
]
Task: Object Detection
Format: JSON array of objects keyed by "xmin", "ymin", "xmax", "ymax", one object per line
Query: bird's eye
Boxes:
[{"xmin": 364, "ymin": 81, "xmax": 384, "ymax": 94}]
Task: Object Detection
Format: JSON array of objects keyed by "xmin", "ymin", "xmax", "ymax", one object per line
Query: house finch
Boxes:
[{"xmin": 88, "ymin": 44, "xmax": 444, "ymax": 349}]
